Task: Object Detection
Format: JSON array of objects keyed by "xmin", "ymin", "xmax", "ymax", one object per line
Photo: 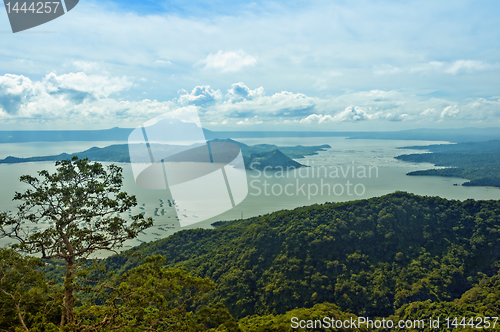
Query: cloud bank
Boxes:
[{"xmin": 1, "ymin": 72, "xmax": 499, "ymax": 130}]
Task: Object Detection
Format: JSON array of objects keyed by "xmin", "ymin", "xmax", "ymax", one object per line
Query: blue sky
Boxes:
[{"xmin": 0, "ymin": 0, "xmax": 499, "ymax": 130}]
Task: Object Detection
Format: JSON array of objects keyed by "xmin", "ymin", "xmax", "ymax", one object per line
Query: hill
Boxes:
[
  {"xmin": 244, "ymin": 149, "xmax": 304, "ymax": 170},
  {"xmin": 105, "ymin": 192, "xmax": 500, "ymax": 320}
]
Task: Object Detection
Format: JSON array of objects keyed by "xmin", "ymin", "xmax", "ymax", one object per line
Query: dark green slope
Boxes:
[{"xmin": 106, "ymin": 192, "xmax": 500, "ymax": 319}]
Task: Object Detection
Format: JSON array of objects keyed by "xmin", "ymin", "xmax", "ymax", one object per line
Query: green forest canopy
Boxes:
[
  {"xmin": 3, "ymin": 191, "xmax": 500, "ymax": 330},
  {"xmin": 103, "ymin": 192, "xmax": 500, "ymax": 327}
]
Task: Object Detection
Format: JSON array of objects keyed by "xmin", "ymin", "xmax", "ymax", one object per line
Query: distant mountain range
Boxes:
[{"xmin": 1, "ymin": 127, "xmax": 500, "ymax": 143}]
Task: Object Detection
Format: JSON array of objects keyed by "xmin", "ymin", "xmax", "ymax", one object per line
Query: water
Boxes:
[{"xmin": 1, "ymin": 138, "xmax": 499, "ymax": 256}]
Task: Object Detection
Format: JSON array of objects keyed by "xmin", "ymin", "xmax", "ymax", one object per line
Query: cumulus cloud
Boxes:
[
  {"xmin": 228, "ymin": 82, "xmax": 264, "ymax": 103},
  {"xmin": 299, "ymin": 114, "xmax": 335, "ymax": 124},
  {"xmin": 1, "ymin": 73, "xmax": 500, "ymax": 129},
  {"xmin": 0, "ymin": 74, "xmax": 33, "ymax": 114},
  {"xmin": 198, "ymin": 51, "xmax": 257, "ymax": 72},
  {"xmin": 299, "ymin": 106, "xmax": 377, "ymax": 124},
  {"xmin": 0, "ymin": 72, "xmax": 166, "ymax": 125},
  {"xmin": 335, "ymin": 106, "xmax": 374, "ymax": 122},
  {"xmin": 214, "ymin": 90, "xmax": 317, "ymax": 119},
  {"xmin": 441, "ymin": 105, "xmax": 460, "ymax": 118},
  {"xmin": 178, "ymin": 85, "xmax": 222, "ymax": 106}
]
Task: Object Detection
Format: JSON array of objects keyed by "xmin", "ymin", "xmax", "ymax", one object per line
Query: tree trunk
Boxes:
[
  {"xmin": 16, "ymin": 303, "xmax": 29, "ymax": 331},
  {"xmin": 62, "ymin": 257, "xmax": 75, "ymax": 326}
]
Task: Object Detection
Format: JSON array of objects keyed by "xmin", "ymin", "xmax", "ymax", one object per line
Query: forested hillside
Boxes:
[
  {"xmin": 395, "ymin": 140, "xmax": 500, "ymax": 187},
  {"xmin": 106, "ymin": 192, "xmax": 500, "ymax": 322}
]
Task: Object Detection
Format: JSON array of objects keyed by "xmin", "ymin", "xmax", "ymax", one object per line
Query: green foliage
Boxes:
[
  {"xmin": 238, "ymin": 302, "xmax": 366, "ymax": 332},
  {"xmin": 0, "ymin": 157, "xmax": 153, "ymax": 326},
  {"xmin": 0, "ymin": 251, "xmax": 237, "ymax": 331},
  {"xmin": 73, "ymin": 255, "xmax": 234, "ymax": 331},
  {"xmin": 393, "ymin": 271, "xmax": 500, "ymax": 331},
  {"xmin": 0, "ymin": 248, "xmax": 60, "ymax": 331},
  {"xmin": 0, "ymin": 156, "xmax": 153, "ymax": 260},
  {"xmin": 106, "ymin": 192, "xmax": 500, "ymax": 320},
  {"xmin": 4, "ymin": 164, "xmax": 500, "ymax": 331}
]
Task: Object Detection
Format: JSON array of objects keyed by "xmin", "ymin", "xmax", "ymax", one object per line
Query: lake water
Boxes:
[{"xmin": 1, "ymin": 138, "xmax": 499, "ymax": 256}]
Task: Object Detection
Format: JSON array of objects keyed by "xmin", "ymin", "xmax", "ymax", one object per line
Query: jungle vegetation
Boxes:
[{"xmin": 2, "ymin": 158, "xmax": 500, "ymax": 331}]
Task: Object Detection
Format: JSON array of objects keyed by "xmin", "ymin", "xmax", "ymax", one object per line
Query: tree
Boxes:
[
  {"xmin": 0, "ymin": 157, "xmax": 153, "ymax": 327},
  {"xmin": 0, "ymin": 248, "xmax": 59, "ymax": 331}
]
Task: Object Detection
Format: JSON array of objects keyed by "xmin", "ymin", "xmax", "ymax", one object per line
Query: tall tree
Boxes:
[{"xmin": 0, "ymin": 157, "xmax": 153, "ymax": 327}]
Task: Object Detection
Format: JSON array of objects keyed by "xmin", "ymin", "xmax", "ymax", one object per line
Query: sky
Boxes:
[{"xmin": 0, "ymin": 0, "xmax": 499, "ymax": 131}]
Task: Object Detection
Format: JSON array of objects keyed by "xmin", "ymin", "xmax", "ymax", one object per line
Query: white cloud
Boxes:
[
  {"xmin": 335, "ymin": 106, "xmax": 374, "ymax": 121},
  {"xmin": 441, "ymin": 105, "xmax": 460, "ymax": 118},
  {"xmin": 1, "ymin": 72, "xmax": 500, "ymax": 129},
  {"xmin": 0, "ymin": 74, "xmax": 35, "ymax": 115},
  {"xmin": 212, "ymin": 90, "xmax": 318, "ymax": 120},
  {"xmin": 43, "ymin": 72, "xmax": 132, "ymax": 98},
  {"xmin": 236, "ymin": 116, "xmax": 263, "ymax": 125},
  {"xmin": 299, "ymin": 114, "xmax": 334, "ymax": 124},
  {"xmin": 155, "ymin": 59, "xmax": 172, "ymax": 66},
  {"xmin": 178, "ymin": 85, "xmax": 222, "ymax": 106},
  {"xmin": 410, "ymin": 60, "xmax": 495, "ymax": 75},
  {"xmin": 0, "ymin": 73, "xmax": 168, "ymax": 126},
  {"xmin": 299, "ymin": 106, "xmax": 377, "ymax": 124},
  {"xmin": 228, "ymin": 82, "xmax": 264, "ymax": 103},
  {"xmin": 198, "ymin": 51, "xmax": 257, "ymax": 72},
  {"xmin": 420, "ymin": 108, "xmax": 436, "ymax": 116},
  {"xmin": 445, "ymin": 60, "xmax": 492, "ymax": 75},
  {"xmin": 384, "ymin": 112, "xmax": 408, "ymax": 121}
]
